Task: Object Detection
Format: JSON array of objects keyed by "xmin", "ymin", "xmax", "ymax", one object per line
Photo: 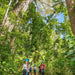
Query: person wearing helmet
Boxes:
[
  {"xmin": 39, "ymin": 66, "xmax": 41, "ymax": 75},
  {"xmin": 34, "ymin": 64, "xmax": 37, "ymax": 75},
  {"xmin": 22, "ymin": 59, "xmax": 30, "ymax": 75},
  {"xmin": 40, "ymin": 61, "xmax": 45, "ymax": 75}
]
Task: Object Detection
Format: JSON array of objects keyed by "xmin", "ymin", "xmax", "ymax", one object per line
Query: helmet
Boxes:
[
  {"xmin": 41, "ymin": 61, "xmax": 44, "ymax": 63},
  {"xmin": 25, "ymin": 59, "xmax": 29, "ymax": 62},
  {"xmin": 34, "ymin": 64, "xmax": 36, "ymax": 66}
]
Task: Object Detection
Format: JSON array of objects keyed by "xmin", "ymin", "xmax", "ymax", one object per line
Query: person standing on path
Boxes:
[
  {"xmin": 39, "ymin": 66, "xmax": 41, "ymax": 75},
  {"xmin": 22, "ymin": 59, "xmax": 30, "ymax": 75},
  {"xmin": 40, "ymin": 61, "xmax": 45, "ymax": 75},
  {"xmin": 34, "ymin": 64, "xmax": 37, "ymax": 75}
]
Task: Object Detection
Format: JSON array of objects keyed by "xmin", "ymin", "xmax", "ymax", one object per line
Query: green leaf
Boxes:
[
  {"xmin": 71, "ymin": 57, "xmax": 75, "ymax": 61},
  {"xmin": 67, "ymin": 50, "xmax": 74, "ymax": 56}
]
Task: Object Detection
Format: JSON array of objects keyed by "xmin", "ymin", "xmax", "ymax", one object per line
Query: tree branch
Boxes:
[{"xmin": 2, "ymin": 0, "xmax": 12, "ymax": 26}]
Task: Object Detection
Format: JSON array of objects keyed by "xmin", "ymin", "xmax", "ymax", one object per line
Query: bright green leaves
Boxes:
[
  {"xmin": 52, "ymin": 0, "xmax": 65, "ymax": 13},
  {"xmin": 0, "ymin": 8, "xmax": 5, "ymax": 24},
  {"xmin": 0, "ymin": 0, "xmax": 75, "ymax": 75},
  {"xmin": 28, "ymin": 3, "xmax": 36, "ymax": 17}
]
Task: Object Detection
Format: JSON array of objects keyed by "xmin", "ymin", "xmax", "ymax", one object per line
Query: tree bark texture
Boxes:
[{"xmin": 66, "ymin": 0, "xmax": 75, "ymax": 35}]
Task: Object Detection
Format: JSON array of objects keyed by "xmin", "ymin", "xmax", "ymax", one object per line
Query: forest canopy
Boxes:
[{"xmin": 0, "ymin": 0, "xmax": 75, "ymax": 75}]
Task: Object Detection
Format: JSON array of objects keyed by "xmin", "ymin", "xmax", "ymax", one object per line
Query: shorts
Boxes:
[
  {"xmin": 34, "ymin": 70, "xmax": 37, "ymax": 73},
  {"xmin": 30, "ymin": 70, "xmax": 32, "ymax": 72}
]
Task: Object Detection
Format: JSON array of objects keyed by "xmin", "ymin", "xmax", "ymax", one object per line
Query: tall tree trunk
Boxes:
[
  {"xmin": 66, "ymin": 0, "xmax": 75, "ymax": 35},
  {"xmin": 4, "ymin": 0, "xmax": 33, "ymax": 32},
  {"xmin": 10, "ymin": 37, "xmax": 16, "ymax": 54}
]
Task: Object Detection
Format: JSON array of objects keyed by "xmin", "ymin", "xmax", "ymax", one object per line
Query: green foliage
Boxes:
[{"xmin": 0, "ymin": 0, "xmax": 75, "ymax": 75}]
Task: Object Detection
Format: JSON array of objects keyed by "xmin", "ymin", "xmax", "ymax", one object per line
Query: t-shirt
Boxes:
[
  {"xmin": 40, "ymin": 64, "xmax": 45, "ymax": 72},
  {"xmin": 23, "ymin": 64, "xmax": 29, "ymax": 72},
  {"xmin": 34, "ymin": 66, "xmax": 37, "ymax": 70},
  {"xmin": 23, "ymin": 64, "xmax": 28, "ymax": 70},
  {"xmin": 30, "ymin": 67, "xmax": 32, "ymax": 70}
]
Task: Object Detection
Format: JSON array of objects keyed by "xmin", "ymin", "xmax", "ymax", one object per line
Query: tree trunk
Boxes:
[
  {"xmin": 10, "ymin": 37, "xmax": 16, "ymax": 54},
  {"xmin": 4, "ymin": 0, "xmax": 33, "ymax": 32},
  {"xmin": 66, "ymin": 0, "xmax": 75, "ymax": 35}
]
